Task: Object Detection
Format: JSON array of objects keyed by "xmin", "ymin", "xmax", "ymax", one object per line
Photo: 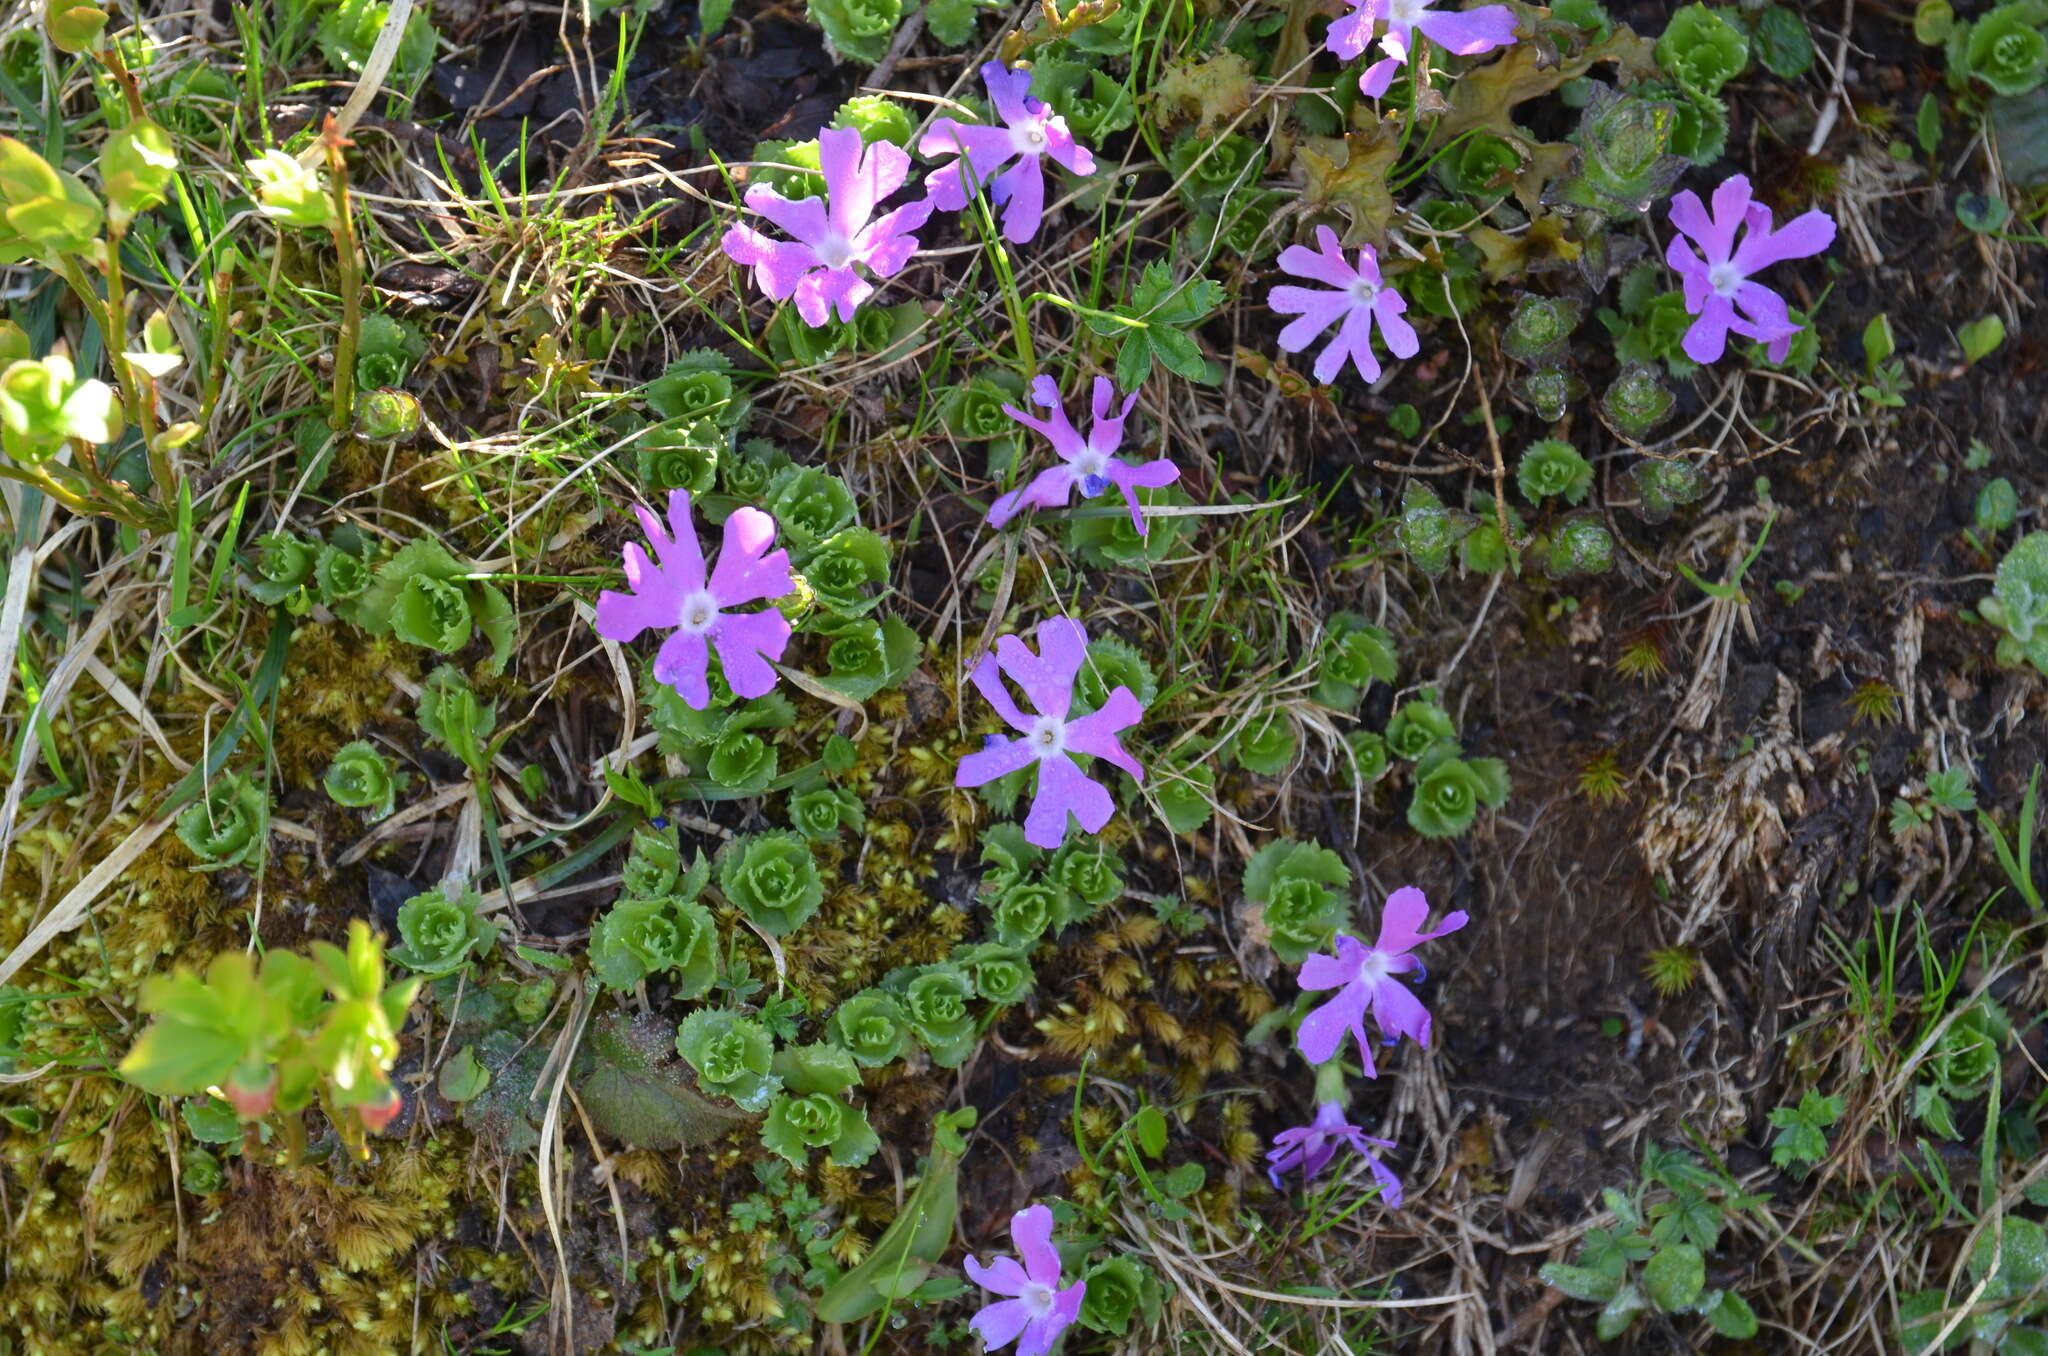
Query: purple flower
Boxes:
[
  {"xmin": 1269, "ymin": 226, "xmax": 1421, "ymax": 385},
  {"xmin": 595, "ymin": 489, "xmax": 795, "ymax": 711},
  {"xmin": 990, "ymin": 375, "xmax": 1179, "ymax": 535},
  {"xmin": 1665, "ymin": 173, "xmax": 1836, "ymax": 365},
  {"xmin": 720, "ymin": 126, "xmax": 934, "ymax": 327},
  {"xmin": 918, "ymin": 61, "xmax": 1095, "ymax": 245},
  {"xmin": 955, "ymin": 615, "xmax": 1145, "ymax": 850},
  {"xmin": 1328, "ymin": 0, "xmax": 1521, "ymax": 98},
  {"xmin": 965, "ymin": 1204, "xmax": 1086, "ymax": 1356},
  {"xmin": 1295, "ymin": 887, "xmax": 1468, "ymax": 1074},
  {"xmin": 1265, "ymin": 1102, "xmax": 1405, "ymax": 1204}
]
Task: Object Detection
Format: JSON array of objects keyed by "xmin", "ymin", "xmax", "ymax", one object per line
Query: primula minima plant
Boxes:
[
  {"xmin": 955, "ymin": 615, "xmax": 1145, "ymax": 849},
  {"xmin": 1296, "ymin": 886, "xmax": 1468, "ymax": 1074},
  {"xmin": 1665, "ymin": 173, "xmax": 1836, "ymax": 364},
  {"xmin": 919, "ymin": 62, "xmax": 1095, "ymax": 245},
  {"xmin": 965, "ymin": 1203, "xmax": 1086, "ymax": 1356},
  {"xmin": 1265, "ymin": 1100, "xmax": 1405, "ymax": 1203},
  {"xmin": 721, "ymin": 126, "xmax": 934, "ymax": 326},
  {"xmin": 1327, "ymin": 0, "xmax": 1521, "ymax": 97},
  {"xmin": 596, "ymin": 489, "xmax": 796, "ymax": 710},
  {"xmin": 990, "ymin": 375, "xmax": 1179, "ymax": 534},
  {"xmin": 1269, "ymin": 227, "xmax": 1421, "ymax": 384}
]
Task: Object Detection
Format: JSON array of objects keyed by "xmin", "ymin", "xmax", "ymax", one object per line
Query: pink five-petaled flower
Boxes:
[
  {"xmin": 990, "ymin": 375, "xmax": 1179, "ymax": 536},
  {"xmin": 954, "ymin": 615, "xmax": 1145, "ymax": 850},
  {"xmin": 1270, "ymin": 226, "xmax": 1421, "ymax": 385},
  {"xmin": 720, "ymin": 125, "xmax": 934, "ymax": 327},
  {"xmin": 1295, "ymin": 886, "xmax": 1468, "ymax": 1075},
  {"xmin": 965, "ymin": 1204, "xmax": 1086, "ymax": 1356},
  {"xmin": 919, "ymin": 62, "xmax": 1095, "ymax": 245},
  {"xmin": 1265, "ymin": 1102, "xmax": 1405, "ymax": 1204},
  {"xmin": 1665, "ymin": 172, "xmax": 1836, "ymax": 365},
  {"xmin": 595, "ymin": 489, "xmax": 795, "ymax": 711},
  {"xmin": 1327, "ymin": 0, "xmax": 1521, "ymax": 98}
]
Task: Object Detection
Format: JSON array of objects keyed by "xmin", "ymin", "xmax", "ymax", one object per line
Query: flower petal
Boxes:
[
  {"xmin": 1331, "ymin": 303, "xmax": 1384, "ymax": 383},
  {"xmin": 1368, "ymin": 974, "xmax": 1435, "ymax": 1048},
  {"xmin": 969, "ymin": 651, "xmax": 1035, "ymax": 733},
  {"xmin": 1298, "ymin": 934, "xmax": 1367, "ymax": 992},
  {"xmin": 982, "ymin": 61, "xmax": 1038, "ymax": 126},
  {"xmin": 1735, "ymin": 206, "xmax": 1836, "ymax": 274},
  {"xmin": 856, "ymin": 199, "xmax": 934, "ymax": 277},
  {"xmin": 1063, "ymin": 688, "xmax": 1145, "ymax": 779},
  {"xmin": 1275, "ymin": 228, "xmax": 1357, "ymax": 289},
  {"xmin": 957, "ymin": 735, "xmax": 1039, "ymax": 788},
  {"xmin": 740, "ymin": 185, "xmax": 831, "ymax": 246},
  {"xmin": 1024, "ymin": 754, "xmax": 1113, "ymax": 846},
  {"xmin": 1415, "ymin": 2, "xmax": 1518, "ymax": 54},
  {"xmin": 1270, "ymin": 288, "xmax": 1353, "ymax": 354},
  {"xmin": 654, "ymin": 491, "xmax": 709, "ymax": 589},
  {"xmin": 1044, "ymin": 121, "xmax": 1094, "ymax": 175},
  {"xmin": 1372, "ymin": 288, "xmax": 1420, "ymax": 359},
  {"xmin": 1014, "ymin": 615, "xmax": 1089, "ymax": 717},
  {"xmin": 1680, "ymin": 293, "xmax": 1736, "ymax": 365},
  {"xmin": 1359, "ymin": 53, "xmax": 1404, "ymax": 97},
  {"xmin": 993, "ymin": 158, "xmax": 1047, "ymax": 244},
  {"xmin": 964, "ymin": 1253, "xmax": 1031, "ymax": 1298},
  {"xmin": 652, "ymin": 629, "xmax": 711, "ymax": 709},
  {"xmin": 1373, "ymin": 886, "xmax": 1467, "ymax": 955},
  {"xmin": 1003, "ymin": 395, "xmax": 1089, "ymax": 461},
  {"xmin": 1296, "ymin": 981, "xmax": 1373, "ymax": 1069},
  {"xmin": 968, "ymin": 1296, "xmax": 1036, "ymax": 1351},
  {"xmin": 987, "ymin": 465, "xmax": 1080, "ymax": 528},
  {"xmin": 1325, "ymin": 0, "xmax": 1380, "ymax": 59},
  {"xmin": 709, "ymin": 608, "xmax": 790, "ymax": 700},
  {"xmin": 594, "ymin": 586, "xmax": 670, "ymax": 647},
  {"xmin": 795, "ymin": 267, "xmax": 872, "ymax": 327},
  {"xmin": 1016, "ymin": 1282, "xmax": 1086, "ymax": 1356},
  {"xmin": 1009, "ymin": 1204, "xmax": 1062, "ymax": 1286},
  {"xmin": 724, "ymin": 226, "xmax": 822, "ymax": 305},
  {"xmin": 710, "ymin": 506, "xmax": 793, "ymax": 606},
  {"xmin": 1665, "ymin": 187, "xmax": 1723, "ymax": 269},
  {"xmin": 818, "ymin": 126, "xmax": 880, "ymax": 238}
]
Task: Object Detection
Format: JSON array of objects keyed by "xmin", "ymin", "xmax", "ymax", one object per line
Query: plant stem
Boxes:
[
  {"xmin": 322, "ymin": 122, "xmax": 363, "ymax": 433},
  {"xmin": 98, "ymin": 224, "xmax": 172, "ymax": 508}
]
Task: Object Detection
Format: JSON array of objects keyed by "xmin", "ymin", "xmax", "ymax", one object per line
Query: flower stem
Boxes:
[{"xmin": 322, "ymin": 120, "xmax": 363, "ymax": 434}]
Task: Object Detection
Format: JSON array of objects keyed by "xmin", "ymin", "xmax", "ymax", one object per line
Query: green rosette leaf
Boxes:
[
  {"xmin": 323, "ymin": 740, "xmax": 398, "ymax": 820},
  {"xmin": 1408, "ymin": 750, "xmax": 1512, "ymax": 839},
  {"xmin": 676, "ymin": 1009, "xmax": 779, "ymax": 1112},
  {"xmin": 761, "ymin": 1090, "xmax": 880, "ymax": 1166},
  {"xmin": 990, "ymin": 879, "xmax": 1064, "ymax": 948},
  {"xmin": 244, "ymin": 532, "xmax": 317, "ymax": 606},
  {"xmin": 952, "ymin": 943, "xmax": 1035, "ymax": 1005},
  {"xmin": 175, "ymin": 771, "xmax": 269, "ymax": 871},
  {"xmin": 1385, "ymin": 699, "xmax": 1459, "ymax": 761},
  {"xmin": 804, "ymin": 526, "xmax": 890, "ymax": 616},
  {"xmin": 789, "ymin": 786, "xmax": 865, "ymax": 841},
  {"xmin": 826, "ymin": 989, "xmax": 912, "ymax": 1067},
  {"xmin": 888, "ymin": 964, "xmax": 978, "ymax": 1067},
  {"xmin": 717, "ymin": 831, "xmax": 825, "ymax": 936},
  {"xmin": 1517, "ymin": 439, "xmax": 1594, "ymax": 505},
  {"xmin": 389, "ymin": 885, "xmax": 497, "ymax": 977},
  {"xmin": 588, "ymin": 896, "xmax": 718, "ymax": 996},
  {"xmin": 1314, "ymin": 613, "xmax": 1398, "ymax": 710}
]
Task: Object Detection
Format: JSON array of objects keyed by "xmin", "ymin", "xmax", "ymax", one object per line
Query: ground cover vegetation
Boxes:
[{"xmin": 0, "ymin": 0, "xmax": 2045, "ymax": 1351}]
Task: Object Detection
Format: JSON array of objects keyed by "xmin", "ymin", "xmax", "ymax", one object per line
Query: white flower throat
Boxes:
[
  {"xmin": 1029, "ymin": 715, "xmax": 1067, "ymax": 758},
  {"xmin": 1021, "ymin": 1281, "xmax": 1057, "ymax": 1316},
  {"xmin": 1707, "ymin": 261, "xmax": 1745, "ymax": 297},
  {"xmin": 814, "ymin": 232, "xmax": 855, "ymax": 271},
  {"xmin": 676, "ymin": 590, "xmax": 720, "ymax": 634}
]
